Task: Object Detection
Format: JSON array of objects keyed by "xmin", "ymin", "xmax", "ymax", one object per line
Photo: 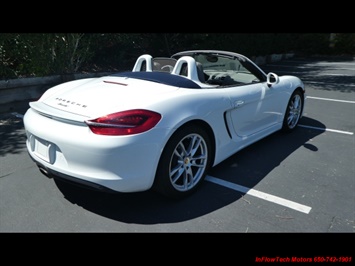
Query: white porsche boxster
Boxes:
[{"xmin": 24, "ymin": 50, "xmax": 305, "ymax": 199}]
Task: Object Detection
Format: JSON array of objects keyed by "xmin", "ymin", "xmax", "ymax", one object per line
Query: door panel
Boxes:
[{"xmin": 226, "ymin": 83, "xmax": 282, "ymax": 137}]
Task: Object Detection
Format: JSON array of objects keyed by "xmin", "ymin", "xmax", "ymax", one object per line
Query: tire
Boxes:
[
  {"xmin": 153, "ymin": 125, "xmax": 212, "ymax": 199},
  {"xmin": 282, "ymin": 90, "xmax": 304, "ymax": 132}
]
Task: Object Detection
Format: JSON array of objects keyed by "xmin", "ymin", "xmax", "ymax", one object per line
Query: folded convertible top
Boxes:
[{"xmin": 111, "ymin": 71, "xmax": 201, "ymax": 89}]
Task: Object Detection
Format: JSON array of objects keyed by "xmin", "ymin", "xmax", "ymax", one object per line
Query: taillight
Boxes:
[{"xmin": 86, "ymin": 109, "xmax": 161, "ymax": 136}]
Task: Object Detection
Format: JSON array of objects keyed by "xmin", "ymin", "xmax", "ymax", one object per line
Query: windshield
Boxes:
[{"xmin": 179, "ymin": 52, "xmax": 266, "ymax": 86}]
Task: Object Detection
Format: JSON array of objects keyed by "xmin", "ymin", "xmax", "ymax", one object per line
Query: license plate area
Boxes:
[{"xmin": 30, "ymin": 135, "xmax": 56, "ymax": 164}]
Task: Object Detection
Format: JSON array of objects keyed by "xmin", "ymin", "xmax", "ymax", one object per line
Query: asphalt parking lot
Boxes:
[{"xmin": 1, "ymin": 56, "xmax": 354, "ymax": 236}]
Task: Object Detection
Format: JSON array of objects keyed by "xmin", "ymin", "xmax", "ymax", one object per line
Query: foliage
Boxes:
[
  {"xmin": 1, "ymin": 33, "xmax": 95, "ymax": 79},
  {"xmin": 1, "ymin": 33, "xmax": 353, "ymax": 80},
  {"xmin": 333, "ymin": 33, "xmax": 355, "ymax": 54}
]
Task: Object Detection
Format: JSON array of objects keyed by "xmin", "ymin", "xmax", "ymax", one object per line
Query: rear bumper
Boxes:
[
  {"xmin": 24, "ymin": 108, "xmax": 170, "ymax": 193},
  {"xmin": 29, "ymin": 152, "xmax": 117, "ymax": 193}
]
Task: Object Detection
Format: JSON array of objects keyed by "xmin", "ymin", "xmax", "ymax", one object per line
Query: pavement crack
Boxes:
[{"xmin": 328, "ymin": 216, "xmax": 337, "ymax": 231}]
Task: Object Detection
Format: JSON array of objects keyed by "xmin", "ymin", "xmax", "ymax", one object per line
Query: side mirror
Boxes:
[{"xmin": 266, "ymin": 72, "xmax": 280, "ymax": 87}]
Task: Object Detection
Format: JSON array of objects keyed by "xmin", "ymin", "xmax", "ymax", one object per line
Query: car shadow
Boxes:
[
  {"xmin": 208, "ymin": 116, "xmax": 325, "ymax": 189},
  {"xmin": 54, "ymin": 116, "xmax": 325, "ymax": 225},
  {"xmin": 0, "ymin": 114, "xmax": 27, "ymax": 157}
]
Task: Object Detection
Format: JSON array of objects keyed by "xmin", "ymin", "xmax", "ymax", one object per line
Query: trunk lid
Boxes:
[{"xmin": 38, "ymin": 75, "xmax": 179, "ymax": 118}]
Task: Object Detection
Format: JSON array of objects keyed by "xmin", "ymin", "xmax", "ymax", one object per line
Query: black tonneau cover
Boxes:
[{"xmin": 111, "ymin": 71, "xmax": 201, "ymax": 89}]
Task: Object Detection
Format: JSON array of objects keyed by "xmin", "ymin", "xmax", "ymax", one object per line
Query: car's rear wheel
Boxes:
[
  {"xmin": 153, "ymin": 125, "xmax": 212, "ymax": 199},
  {"xmin": 282, "ymin": 89, "xmax": 304, "ymax": 132}
]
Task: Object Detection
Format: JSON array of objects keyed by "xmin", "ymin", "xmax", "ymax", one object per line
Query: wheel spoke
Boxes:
[
  {"xmin": 175, "ymin": 142, "xmax": 187, "ymax": 157},
  {"xmin": 170, "ymin": 161, "xmax": 184, "ymax": 181},
  {"xmin": 189, "ymin": 135, "xmax": 201, "ymax": 157},
  {"xmin": 191, "ymin": 154, "xmax": 207, "ymax": 167},
  {"xmin": 183, "ymin": 168, "xmax": 193, "ymax": 188}
]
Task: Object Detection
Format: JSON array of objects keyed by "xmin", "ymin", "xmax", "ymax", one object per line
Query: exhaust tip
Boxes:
[{"xmin": 38, "ymin": 166, "xmax": 52, "ymax": 178}]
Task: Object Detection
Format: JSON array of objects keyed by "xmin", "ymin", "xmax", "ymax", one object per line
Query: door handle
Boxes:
[{"xmin": 234, "ymin": 100, "xmax": 244, "ymax": 108}]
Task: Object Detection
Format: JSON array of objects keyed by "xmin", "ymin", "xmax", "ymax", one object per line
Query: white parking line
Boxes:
[
  {"xmin": 305, "ymin": 81, "xmax": 355, "ymax": 87},
  {"xmin": 306, "ymin": 96, "xmax": 355, "ymax": 104},
  {"xmin": 205, "ymin": 175, "xmax": 312, "ymax": 214},
  {"xmin": 307, "ymin": 72, "xmax": 354, "ymax": 76},
  {"xmin": 303, "ymin": 96, "xmax": 354, "ymax": 135},
  {"xmin": 298, "ymin": 125, "xmax": 354, "ymax": 135}
]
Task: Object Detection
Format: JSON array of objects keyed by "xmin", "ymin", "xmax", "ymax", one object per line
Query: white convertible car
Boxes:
[{"xmin": 24, "ymin": 50, "xmax": 305, "ymax": 199}]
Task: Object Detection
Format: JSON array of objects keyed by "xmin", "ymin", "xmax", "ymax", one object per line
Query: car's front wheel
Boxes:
[
  {"xmin": 153, "ymin": 125, "xmax": 212, "ymax": 199},
  {"xmin": 282, "ymin": 89, "xmax": 304, "ymax": 132}
]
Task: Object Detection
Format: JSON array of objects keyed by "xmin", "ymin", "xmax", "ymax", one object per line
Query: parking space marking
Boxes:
[
  {"xmin": 298, "ymin": 125, "xmax": 354, "ymax": 135},
  {"xmin": 306, "ymin": 96, "xmax": 355, "ymax": 104},
  {"xmin": 205, "ymin": 175, "xmax": 312, "ymax": 214},
  {"xmin": 305, "ymin": 81, "xmax": 355, "ymax": 87}
]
